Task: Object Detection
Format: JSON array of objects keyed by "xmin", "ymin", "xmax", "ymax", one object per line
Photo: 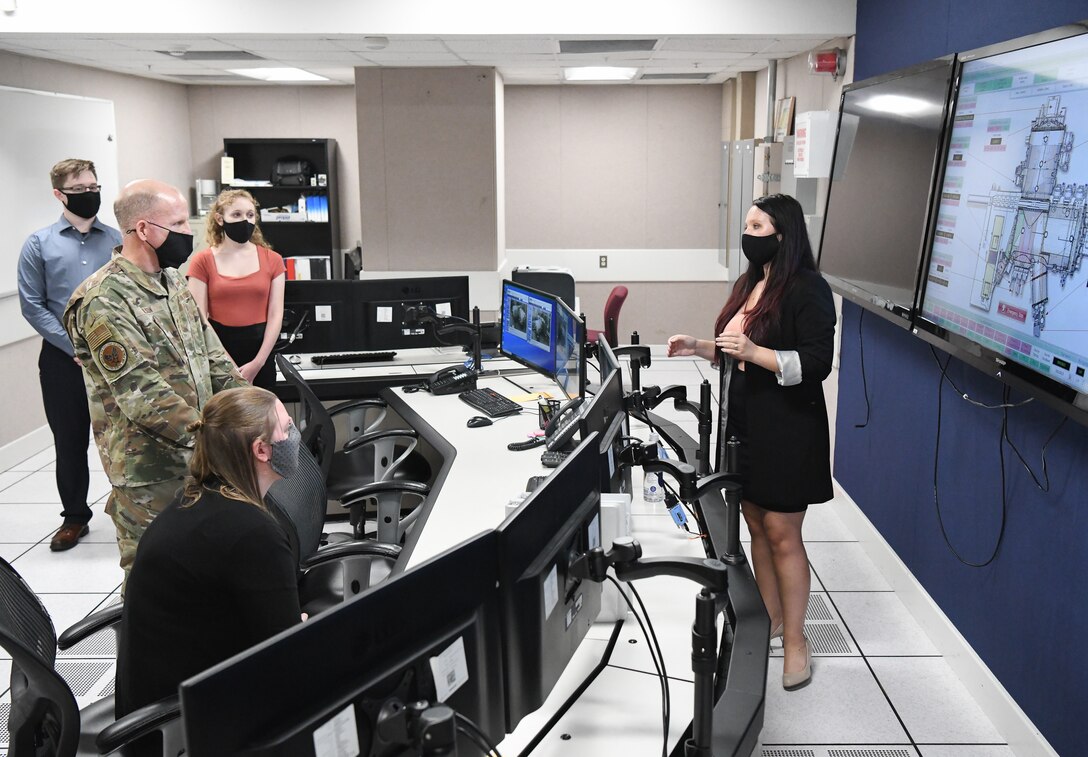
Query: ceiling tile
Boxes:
[{"xmin": 444, "ymin": 38, "xmax": 556, "ymax": 55}]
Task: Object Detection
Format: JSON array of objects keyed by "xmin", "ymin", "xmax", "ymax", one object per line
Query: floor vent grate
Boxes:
[
  {"xmin": 0, "ymin": 702, "xmax": 8, "ymax": 743},
  {"xmin": 56, "ymin": 660, "xmax": 111, "ymax": 696},
  {"xmin": 829, "ymin": 751, "xmax": 912, "ymax": 757},
  {"xmin": 762, "ymin": 749, "xmax": 913, "ymax": 757},
  {"xmin": 807, "ymin": 593, "xmax": 835, "ymax": 621},
  {"xmin": 58, "ymin": 632, "xmax": 116, "ymax": 658},
  {"xmin": 761, "ymin": 750, "xmax": 815, "ymax": 757},
  {"xmin": 807, "ymin": 622, "xmax": 853, "ymax": 655}
]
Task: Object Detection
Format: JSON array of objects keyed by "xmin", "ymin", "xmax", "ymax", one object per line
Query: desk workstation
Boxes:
[{"xmin": 194, "ymin": 277, "xmax": 769, "ymax": 756}]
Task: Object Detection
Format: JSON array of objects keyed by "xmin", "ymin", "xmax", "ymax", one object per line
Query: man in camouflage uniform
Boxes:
[{"xmin": 64, "ymin": 179, "xmax": 246, "ymax": 580}]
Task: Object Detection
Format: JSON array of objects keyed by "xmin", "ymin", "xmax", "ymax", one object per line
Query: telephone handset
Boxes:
[
  {"xmin": 544, "ymin": 397, "xmax": 585, "ymax": 451},
  {"xmin": 427, "ymin": 365, "xmax": 477, "ymax": 395}
]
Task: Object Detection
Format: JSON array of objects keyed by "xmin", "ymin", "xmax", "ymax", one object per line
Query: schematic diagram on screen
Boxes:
[{"xmin": 968, "ymin": 95, "xmax": 1088, "ymax": 337}]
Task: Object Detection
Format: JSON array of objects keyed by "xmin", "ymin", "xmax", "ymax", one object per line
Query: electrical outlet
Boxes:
[
  {"xmin": 599, "ymin": 255, "xmax": 608, "ymax": 268},
  {"xmin": 314, "ymin": 305, "xmax": 332, "ymax": 322}
]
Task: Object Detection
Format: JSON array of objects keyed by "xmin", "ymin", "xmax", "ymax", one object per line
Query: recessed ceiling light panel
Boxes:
[
  {"xmin": 562, "ymin": 66, "xmax": 638, "ymax": 82},
  {"xmin": 227, "ymin": 67, "xmax": 329, "ymax": 82}
]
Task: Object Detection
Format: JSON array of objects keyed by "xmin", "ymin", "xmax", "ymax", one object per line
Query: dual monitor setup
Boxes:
[
  {"xmin": 283, "ymin": 274, "xmax": 588, "ymax": 400},
  {"xmin": 178, "ymin": 340, "xmax": 634, "ymax": 756},
  {"xmin": 818, "ymin": 22, "xmax": 1088, "ymax": 424}
]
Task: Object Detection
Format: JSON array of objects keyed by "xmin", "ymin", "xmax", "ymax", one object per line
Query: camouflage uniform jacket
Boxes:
[{"xmin": 63, "ymin": 249, "xmax": 246, "ymax": 487}]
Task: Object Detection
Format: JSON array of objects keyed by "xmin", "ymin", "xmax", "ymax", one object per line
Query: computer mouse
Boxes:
[{"xmin": 466, "ymin": 416, "xmax": 493, "ymax": 428}]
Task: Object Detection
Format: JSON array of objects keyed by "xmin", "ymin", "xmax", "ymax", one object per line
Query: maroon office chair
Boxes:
[{"xmin": 586, "ymin": 285, "xmax": 629, "ymax": 348}]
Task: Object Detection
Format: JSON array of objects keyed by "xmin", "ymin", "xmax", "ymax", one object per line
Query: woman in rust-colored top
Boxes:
[{"xmin": 188, "ymin": 189, "xmax": 286, "ymax": 390}]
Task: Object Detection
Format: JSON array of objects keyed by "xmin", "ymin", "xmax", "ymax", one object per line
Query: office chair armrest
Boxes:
[
  {"xmin": 340, "ymin": 480, "xmax": 431, "ymax": 506},
  {"xmin": 341, "ymin": 427, "xmax": 418, "ymax": 453},
  {"xmin": 300, "ymin": 540, "xmax": 402, "ymax": 570},
  {"xmin": 96, "ymin": 695, "xmax": 181, "ymax": 754},
  {"xmin": 57, "ymin": 603, "xmax": 123, "ymax": 650},
  {"xmin": 327, "ymin": 398, "xmax": 387, "ymax": 419}
]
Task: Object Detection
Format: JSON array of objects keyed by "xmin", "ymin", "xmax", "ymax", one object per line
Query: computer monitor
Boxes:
[
  {"xmin": 914, "ymin": 23, "xmax": 1088, "ymax": 424},
  {"xmin": 179, "ymin": 530, "xmax": 505, "ymax": 756},
  {"xmin": 553, "ymin": 296, "xmax": 585, "ymax": 400},
  {"xmin": 580, "ymin": 335, "xmax": 630, "ymax": 494},
  {"xmin": 358, "ymin": 275, "xmax": 471, "ymax": 351},
  {"xmin": 818, "ymin": 56, "xmax": 956, "ymax": 327},
  {"xmin": 496, "ymin": 432, "xmax": 603, "ymax": 732},
  {"xmin": 281, "ymin": 280, "xmax": 362, "ymax": 354},
  {"xmin": 499, "ymin": 278, "xmax": 557, "ymax": 380}
]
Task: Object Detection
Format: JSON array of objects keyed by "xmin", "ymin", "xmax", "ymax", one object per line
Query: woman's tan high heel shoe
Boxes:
[
  {"xmin": 769, "ymin": 621, "xmax": 784, "ymax": 641},
  {"xmin": 782, "ymin": 637, "xmax": 811, "ymax": 690}
]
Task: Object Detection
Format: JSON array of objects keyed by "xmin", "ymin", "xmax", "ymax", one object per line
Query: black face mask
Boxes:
[
  {"xmin": 144, "ymin": 221, "xmax": 194, "ymax": 270},
  {"xmin": 221, "ymin": 219, "xmax": 255, "ymax": 245},
  {"xmin": 62, "ymin": 190, "xmax": 101, "ymax": 220},
  {"xmin": 741, "ymin": 233, "xmax": 780, "ymax": 267}
]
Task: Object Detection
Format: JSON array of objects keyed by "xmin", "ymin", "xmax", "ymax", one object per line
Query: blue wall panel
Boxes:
[{"xmin": 845, "ymin": 4, "xmax": 1087, "ymax": 753}]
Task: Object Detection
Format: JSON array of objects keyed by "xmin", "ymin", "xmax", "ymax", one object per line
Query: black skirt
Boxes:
[{"xmin": 210, "ymin": 320, "xmax": 276, "ymax": 390}]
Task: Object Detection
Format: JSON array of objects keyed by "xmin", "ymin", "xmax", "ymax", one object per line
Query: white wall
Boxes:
[{"xmin": 0, "ymin": 51, "xmax": 193, "ymax": 446}]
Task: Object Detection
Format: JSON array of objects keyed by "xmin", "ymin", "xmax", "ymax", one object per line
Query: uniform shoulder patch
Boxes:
[
  {"xmin": 99, "ymin": 341, "xmax": 128, "ymax": 372},
  {"xmin": 86, "ymin": 321, "xmax": 113, "ymax": 352}
]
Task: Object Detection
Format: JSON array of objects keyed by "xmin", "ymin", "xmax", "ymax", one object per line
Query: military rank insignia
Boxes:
[{"xmin": 99, "ymin": 342, "xmax": 128, "ymax": 372}]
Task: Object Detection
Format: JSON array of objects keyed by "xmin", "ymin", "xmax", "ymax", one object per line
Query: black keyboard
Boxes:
[
  {"xmin": 459, "ymin": 387, "xmax": 522, "ymax": 418},
  {"xmin": 311, "ymin": 351, "xmax": 397, "ymax": 366},
  {"xmin": 540, "ymin": 450, "xmax": 569, "ymax": 468}
]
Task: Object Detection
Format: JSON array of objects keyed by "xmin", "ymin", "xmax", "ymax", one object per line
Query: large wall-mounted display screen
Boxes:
[
  {"xmin": 918, "ymin": 30, "xmax": 1088, "ymax": 398},
  {"xmin": 819, "ymin": 57, "xmax": 955, "ymax": 326}
]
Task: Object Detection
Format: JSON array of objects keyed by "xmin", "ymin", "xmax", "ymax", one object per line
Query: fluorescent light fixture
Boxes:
[
  {"xmin": 227, "ymin": 67, "xmax": 328, "ymax": 82},
  {"xmin": 562, "ymin": 66, "xmax": 638, "ymax": 82},
  {"xmin": 859, "ymin": 94, "xmax": 933, "ymax": 116}
]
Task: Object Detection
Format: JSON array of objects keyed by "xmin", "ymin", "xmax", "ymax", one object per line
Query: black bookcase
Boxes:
[{"xmin": 222, "ymin": 138, "xmax": 341, "ymax": 277}]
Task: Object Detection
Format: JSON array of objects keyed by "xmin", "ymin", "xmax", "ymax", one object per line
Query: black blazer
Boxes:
[{"xmin": 724, "ymin": 269, "xmax": 836, "ymax": 508}]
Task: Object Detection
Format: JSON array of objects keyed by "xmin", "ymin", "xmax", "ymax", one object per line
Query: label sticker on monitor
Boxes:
[
  {"xmin": 436, "ymin": 301, "xmax": 452, "ymax": 317},
  {"xmin": 312, "ymin": 704, "xmax": 360, "ymax": 757},
  {"xmin": 588, "ymin": 512, "xmax": 601, "ymax": 551},
  {"xmin": 429, "ymin": 635, "xmax": 470, "ymax": 702},
  {"xmin": 543, "ymin": 564, "xmax": 559, "ymax": 618},
  {"xmin": 376, "ymin": 306, "xmax": 393, "ymax": 323}
]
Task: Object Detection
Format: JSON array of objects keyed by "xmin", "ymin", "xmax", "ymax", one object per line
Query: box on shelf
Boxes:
[
  {"xmin": 285, "ymin": 256, "xmax": 331, "ymax": 280},
  {"xmin": 260, "ymin": 209, "xmax": 307, "ymax": 223}
]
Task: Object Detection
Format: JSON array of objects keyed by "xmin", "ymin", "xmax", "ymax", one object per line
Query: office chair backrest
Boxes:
[
  {"xmin": 603, "ymin": 285, "xmax": 629, "ymax": 348},
  {"xmin": 0, "ymin": 557, "xmax": 80, "ymax": 756},
  {"xmin": 276, "ymin": 354, "xmax": 336, "ymax": 482},
  {"xmin": 266, "ymin": 445, "xmax": 326, "ymax": 569}
]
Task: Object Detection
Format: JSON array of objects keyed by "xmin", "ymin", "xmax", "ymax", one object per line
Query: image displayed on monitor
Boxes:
[
  {"xmin": 553, "ymin": 296, "xmax": 584, "ymax": 400},
  {"xmin": 818, "ymin": 56, "xmax": 955, "ymax": 326},
  {"xmin": 918, "ymin": 30, "xmax": 1088, "ymax": 395},
  {"xmin": 500, "ymin": 279, "xmax": 557, "ymax": 379}
]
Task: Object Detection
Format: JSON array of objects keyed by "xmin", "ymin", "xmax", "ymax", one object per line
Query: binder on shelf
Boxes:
[{"xmin": 285, "ymin": 256, "xmax": 331, "ymax": 280}]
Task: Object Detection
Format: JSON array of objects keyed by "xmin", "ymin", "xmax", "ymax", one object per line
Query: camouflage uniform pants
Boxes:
[{"xmin": 105, "ymin": 478, "xmax": 184, "ymax": 586}]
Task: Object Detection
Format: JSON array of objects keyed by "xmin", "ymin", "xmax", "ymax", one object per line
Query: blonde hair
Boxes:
[
  {"xmin": 203, "ymin": 189, "xmax": 274, "ymax": 249},
  {"xmin": 181, "ymin": 386, "xmax": 280, "ymax": 509},
  {"xmin": 50, "ymin": 159, "xmax": 97, "ymax": 190}
]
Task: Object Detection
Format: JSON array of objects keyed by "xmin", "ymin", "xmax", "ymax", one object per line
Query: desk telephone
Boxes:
[
  {"xmin": 543, "ymin": 397, "xmax": 584, "ymax": 451},
  {"xmin": 426, "ymin": 365, "xmax": 477, "ymax": 395}
]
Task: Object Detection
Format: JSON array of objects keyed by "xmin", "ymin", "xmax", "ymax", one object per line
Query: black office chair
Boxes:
[
  {"xmin": 276, "ymin": 354, "xmax": 432, "ymax": 541},
  {"xmin": 0, "ymin": 558, "xmax": 182, "ymax": 756},
  {"xmin": 266, "ymin": 445, "xmax": 408, "ymax": 616}
]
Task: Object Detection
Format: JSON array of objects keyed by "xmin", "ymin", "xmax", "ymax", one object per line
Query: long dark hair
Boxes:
[
  {"xmin": 181, "ymin": 386, "xmax": 280, "ymax": 510},
  {"xmin": 713, "ymin": 193, "xmax": 817, "ymax": 345}
]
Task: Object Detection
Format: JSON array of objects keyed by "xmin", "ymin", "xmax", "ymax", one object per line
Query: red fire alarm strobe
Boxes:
[{"xmin": 808, "ymin": 48, "xmax": 845, "ymax": 80}]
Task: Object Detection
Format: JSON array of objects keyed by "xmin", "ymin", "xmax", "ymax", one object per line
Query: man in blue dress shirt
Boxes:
[{"xmin": 17, "ymin": 159, "xmax": 122, "ymax": 551}]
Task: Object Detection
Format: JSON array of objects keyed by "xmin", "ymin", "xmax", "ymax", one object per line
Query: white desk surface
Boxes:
[{"xmin": 394, "ymin": 375, "xmax": 721, "ymax": 756}]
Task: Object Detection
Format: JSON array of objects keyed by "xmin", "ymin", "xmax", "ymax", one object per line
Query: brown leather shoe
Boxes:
[{"xmin": 50, "ymin": 524, "xmax": 89, "ymax": 552}]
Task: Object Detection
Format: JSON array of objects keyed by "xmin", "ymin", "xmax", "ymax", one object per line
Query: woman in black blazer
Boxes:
[{"xmin": 667, "ymin": 194, "xmax": 835, "ymax": 691}]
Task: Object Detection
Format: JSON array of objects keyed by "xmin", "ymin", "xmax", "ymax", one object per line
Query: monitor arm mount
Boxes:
[
  {"xmin": 405, "ymin": 305, "xmax": 483, "ymax": 373},
  {"xmin": 375, "ymin": 697, "xmax": 459, "ymax": 756},
  {"xmin": 612, "ymin": 333, "xmax": 651, "ymax": 390},
  {"xmin": 569, "ymin": 536, "xmax": 729, "ymax": 757},
  {"xmin": 625, "ymin": 381, "xmax": 715, "ymax": 476}
]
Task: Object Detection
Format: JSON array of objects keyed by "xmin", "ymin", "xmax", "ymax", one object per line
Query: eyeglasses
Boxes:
[{"xmin": 61, "ymin": 184, "xmax": 102, "ymax": 194}]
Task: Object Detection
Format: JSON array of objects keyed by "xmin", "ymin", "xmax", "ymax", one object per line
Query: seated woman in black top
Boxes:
[{"xmin": 116, "ymin": 385, "xmax": 304, "ymax": 719}]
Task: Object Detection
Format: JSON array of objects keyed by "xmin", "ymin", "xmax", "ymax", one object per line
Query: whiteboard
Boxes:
[
  {"xmin": 0, "ymin": 86, "xmax": 119, "ymax": 300},
  {"xmin": 0, "ymin": 86, "xmax": 119, "ymax": 348}
]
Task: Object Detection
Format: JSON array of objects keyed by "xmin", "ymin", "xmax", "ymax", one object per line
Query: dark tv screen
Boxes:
[{"xmin": 818, "ymin": 57, "xmax": 955, "ymax": 325}]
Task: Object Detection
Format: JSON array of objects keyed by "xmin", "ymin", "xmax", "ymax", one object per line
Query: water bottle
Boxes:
[{"xmin": 642, "ymin": 432, "xmax": 667, "ymax": 503}]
